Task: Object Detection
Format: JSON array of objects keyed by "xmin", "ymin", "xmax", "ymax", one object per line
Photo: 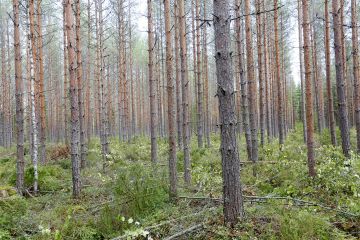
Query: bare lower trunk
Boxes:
[
  {"xmin": 332, "ymin": 0, "xmax": 351, "ymax": 157},
  {"xmin": 325, "ymin": 0, "xmax": 337, "ymax": 146},
  {"xmin": 178, "ymin": 0, "xmax": 191, "ymax": 185},
  {"xmin": 164, "ymin": 0, "xmax": 177, "ymax": 200},
  {"xmin": 214, "ymin": 0, "xmax": 244, "ymax": 226},
  {"xmin": 245, "ymin": 0, "xmax": 258, "ymax": 163},
  {"xmin": 148, "ymin": 0, "xmax": 158, "ymax": 163},
  {"xmin": 352, "ymin": 0, "xmax": 360, "ymax": 152},
  {"xmin": 75, "ymin": 0, "xmax": 86, "ymax": 169},
  {"xmin": 302, "ymin": 0, "xmax": 316, "ymax": 177},
  {"xmin": 14, "ymin": 0, "xmax": 25, "ymax": 195},
  {"xmin": 297, "ymin": 0, "xmax": 307, "ymax": 143},
  {"xmin": 274, "ymin": 0, "xmax": 284, "ymax": 146},
  {"xmin": 174, "ymin": 1, "xmax": 183, "ymax": 150},
  {"xmin": 64, "ymin": 0, "xmax": 81, "ymax": 198},
  {"xmin": 235, "ymin": 0, "xmax": 251, "ymax": 160}
]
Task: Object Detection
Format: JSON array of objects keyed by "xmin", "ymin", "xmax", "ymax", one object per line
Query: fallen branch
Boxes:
[
  {"xmin": 178, "ymin": 195, "xmax": 359, "ymax": 218},
  {"xmin": 111, "ymin": 206, "xmax": 217, "ymax": 240},
  {"xmin": 243, "ymin": 195, "xmax": 359, "ymax": 218},
  {"xmin": 163, "ymin": 223, "xmax": 204, "ymax": 240}
]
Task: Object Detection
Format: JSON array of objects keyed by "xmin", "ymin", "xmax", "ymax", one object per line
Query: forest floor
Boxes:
[{"xmin": 0, "ymin": 124, "xmax": 360, "ymax": 240}]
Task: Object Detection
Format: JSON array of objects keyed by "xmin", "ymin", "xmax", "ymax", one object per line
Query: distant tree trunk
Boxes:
[
  {"xmin": 29, "ymin": 0, "xmax": 39, "ymax": 193},
  {"xmin": 195, "ymin": 0, "xmax": 203, "ymax": 148},
  {"xmin": 37, "ymin": 0, "xmax": 46, "ymax": 164},
  {"xmin": 191, "ymin": 0, "xmax": 197, "ymax": 137},
  {"xmin": 63, "ymin": 4, "xmax": 68, "ymax": 143},
  {"xmin": 274, "ymin": 0, "xmax": 284, "ymax": 146},
  {"xmin": 76, "ymin": 0, "xmax": 86, "ymax": 169},
  {"xmin": 302, "ymin": 0, "xmax": 316, "ymax": 177},
  {"xmin": 13, "ymin": 0, "xmax": 25, "ymax": 195},
  {"xmin": 129, "ymin": 14, "xmax": 136, "ymax": 139},
  {"xmin": 64, "ymin": 0, "xmax": 81, "ymax": 198},
  {"xmin": 324, "ymin": 0, "xmax": 336, "ymax": 146},
  {"xmin": 97, "ymin": 0, "xmax": 109, "ymax": 171},
  {"xmin": 213, "ymin": 0, "xmax": 244, "ymax": 226},
  {"xmin": 256, "ymin": 0, "xmax": 265, "ymax": 147},
  {"xmin": 311, "ymin": 21, "xmax": 325, "ymax": 134},
  {"xmin": 262, "ymin": 0, "xmax": 271, "ymax": 143},
  {"xmin": 178, "ymin": 0, "xmax": 191, "ymax": 185},
  {"xmin": 164, "ymin": 0, "xmax": 177, "ymax": 200},
  {"xmin": 352, "ymin": 0, "xmax": 360, "ymax": 152},
  {"xmin": 85, "ymin": 0, "xmax": 92, "ymax": 154},
  {"xmin": 235, "ymin": 0, "xmax": 251, "ymax": 160},
  {"xmin": 147, "ymin": 0, "xmax": 158, "ymax": 163},
  {"xmin": 245, "ymin": 0, "xmax": 258, "ymax": 163},
  {"xmin": 174, "ymin": 1, "xmax": 183, "ymax": 150},
  {"xmin": 202, "ymin": 0, "xmax": 211, "ymax": 147},
  {"xmin": 332, "ymin": 0, "xmax": 351, "ymax": 157}
]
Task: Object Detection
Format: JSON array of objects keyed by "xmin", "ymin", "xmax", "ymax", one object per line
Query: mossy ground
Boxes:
[{"xmin": 0, "ymin": 124, "xmax": 359, "ymax": 239}]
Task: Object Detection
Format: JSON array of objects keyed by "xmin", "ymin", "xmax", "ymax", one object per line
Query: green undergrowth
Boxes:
[{"xmin": 0, "ymin": 125, "xmax": 359, "ymax": 239}]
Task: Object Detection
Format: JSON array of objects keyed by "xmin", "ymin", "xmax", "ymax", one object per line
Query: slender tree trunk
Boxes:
[
  {"xmin": 64, "ymin": 0, "xmax": 81, "ymax": 198},
  {"xmin": 29, "ymin": 0, "xmax": 39, "ymax": 193},
  {"xmin": 274, "ymin": 0, "xmax": 284, "ymax": 146},
  {"xmin": 352, "ymin": 0, "xmax": 360, "ymax": 152},
  {"xmin": 164, "ymin": 0, "xmax": 177, "ymax": 200},
  {"xmin": 13, "ymin": 0, "xmax": 25, "ymax": 195},
  {"xmin": 85, "ymin": 0, "xmax": 92, "ymax": 153},
  {"xmin": 147, "ymin": 0, "xmax": 158, "ymax": 163},
  {"xmin": 37, "ymin": 0, "xmax": 46, "ymax": 164},
  {"xmin": 332, "ymin": 0, "xmax": 351, "ymax": 157},
  {"xmin": 256, "ymin": 0, "xmax": 265, "ymax": 147},
  {"xmin": 262, "ymin": 0, "xmax": 271, "ymax": 143},
  {"xmin": 235, "ymin": 0, "xmax": 251, "ymax": 160},
  {"xmin": 302, "ymin": 0, "xmax": 316, "ymax": 177},
  {"xmin": 202, "ymin": 0, "xmax": 211, "ymax": 148},
  {"xmin": 178, "ymin": 0, "xmax": 191, "ymax": 185},
  {"xmin": 174, "ymin": 1, "xmax": 183, "ymax": 150},
  {"xmin": 214, "ymin": 0, "xmax": 244, "ymax": 226},
  {"xmin": 195, "ymin": 0, "xmax": 203, "ymax": 148},
  {"xmin": 245, "ymin": 0, "xmax": 258, "ymax": 163},
  {"xmin": 63, "ymin": 4, "xmax": 68, "ymax": 143},
  {"xmin": 324, "ymin": 0, "xmax": 336, "ymax": 145},
  {"xmin": 298, "ymin": 0, "xmax": 307, "ymax": 143},
  {"xmin": 75, "ymin": 0, "xmax": 86, "ymax": 169}
]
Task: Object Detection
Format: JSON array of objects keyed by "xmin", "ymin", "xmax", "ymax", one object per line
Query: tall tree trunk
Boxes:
[
  {"xmin": 63, "ymin": 4, "xmax": 68, "ymax": 143},
  {"xmin": 332, "ymin": 0, "xmax": 351, "ymax": 157},
  {"xmin": 202, "ymin": 0, "xmax": 211, "ymax": 147},
  {"xmin": 195, "ymin": 0, "xmax": 203, "ymax": 148},
  {"xmin": 352, "ymin": 0, "xmax": 360, "ymax": 152},
  {"xmin": 302, "ymin": 0, "xmax": 316, "ymax": 176},
  {"xmin": 29, "ymin": 0, "xmax": 39, "ymax": 193},
  {"xmin": 245, "ymin": 0, "xmax": 258, "ymax": 163},
  {"xmin": 13, "ymin": 0, "xmax": 25, "ymax": 195},
  {"xmin": 64, "ymin": 0, "xmax": 81, "ymax": 198},
  {"xmin": 256, "ymin": 0, "xmax": 265, "ymax": 147},
  {"xmin": 147, "ymin": 0, "xmax": 158, "ymax": 163},
  {"xmin": 262, "ymin": 0, "xmax": 271, "ymax": 143},
  {"xmin": 274, "ymin": 0, "xmax": 284, "ymax": 146},
  {"xmin": 76, "ymin": 0, "xmax": 86, "ymax": 169},
  {"xmin": 174, "ymin": 0, "xmax": 183, "ymax": 150},
  {"xmin": 85, "ymin": 0, "xmax": 92, "ymax": 155},
  {"xmin": 324, "ymin": 0, "xmax": 336, "ymax": 146},
  {"xmin": 164, "ymin": 0, "xmax": 177, "ymax": 200},
  {"xmin": 178, "ymin": 0, "xmax": 191, "ymax": 185},
  {"xmin": 214, "ymin": 0, "xmax": 244, "ymax": 226},
  {"xmin": 37, "ymin": 0, "xmax": 46, "ymax": 164},
  {"xmin": 235, "ymin": 0, "xmax": 251, "ymax": 160}
]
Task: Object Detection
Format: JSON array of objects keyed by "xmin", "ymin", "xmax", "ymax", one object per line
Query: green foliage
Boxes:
[
  {"xmin": 232, "ymin": 205, "xmax": 351, "ymax": 240},
  {"xmin": 114, "ymin": 163, "xmax": 168, "ymax": 218},
  {"xmin": 0, "ymin": 196, "xmax": 27, "ymax": 237},
  {"xmin": 9, "ymin": 165, "xmax": 68, "ymax": 192}
]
